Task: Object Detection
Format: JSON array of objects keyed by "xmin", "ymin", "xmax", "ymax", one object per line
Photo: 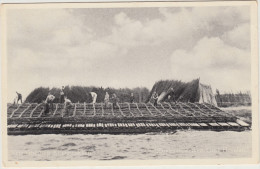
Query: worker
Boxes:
[
  {"xmin": 45, "ymin": 92, "xmax": 55, "ymax": 114},
  {"xmin": 16, "ymin": 92, "xmax": 22, "ymax": 104},
  {"xmin": 60, "ymin": 86, "xmax": 65, "ymax": 103},
  {"xmin": 167, "ymin": 88, "xmax": 176, "ymax": 103},
  {"xmin": 166, "ymin": 95, "xmax": 171, "ymax": 102},
  {"xmin": 177, "ymin": 96, "xmax": 183, "ymax": 102},
  {"xmin": 13, "ymin": 96, "xmax": 17, "ymax": 105},
  {"xmin": 130, "ymin": 93, "xmax": 134, "ymax": 103},
  {"xmin": 90, "ymin": 92, "xmax": 97, "ymax": 104},
  {"xmin": 111, "ymin": 93, "xmax": 120, "ymax": 109},
  {"xmin": 104, "ymin": 92, "xmax": 109, "ymax": 108},
  {"xmin": 64, "ymin": 96, "xmax": 73, "ymax": 116},
  {"xmin": 152, "ymin": 91, "xmax": 159, "ymax": 107}
]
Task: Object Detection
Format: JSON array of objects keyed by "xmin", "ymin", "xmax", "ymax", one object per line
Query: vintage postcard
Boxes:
[{"xmin": 1, "ymin": 1, "xmax": 259, "ymax": 167}]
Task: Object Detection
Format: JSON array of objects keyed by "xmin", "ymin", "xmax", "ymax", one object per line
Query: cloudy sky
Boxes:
[{"xmin": 7, "ymin": 6, "xmax": 251, "ymax": 101}]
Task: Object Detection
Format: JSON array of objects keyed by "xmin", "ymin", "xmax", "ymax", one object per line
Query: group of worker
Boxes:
[
  {"xmin": 43, "ymin": 86, "xmax": 136, "ymax": 115},
  {"xmin": 14, "ymin": 87, "xmax": 176, "ymax": 116}
]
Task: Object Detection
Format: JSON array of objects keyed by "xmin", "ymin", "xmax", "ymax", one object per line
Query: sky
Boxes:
[{"xmin": 7, "ymin": 6, "xmax": 251, "ymax": 101}]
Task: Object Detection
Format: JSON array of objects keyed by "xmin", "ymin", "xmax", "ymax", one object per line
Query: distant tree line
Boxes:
[
  {"xmin": 215, "ymin": 90, "xmax": 251, "ymax": 106},
  {"xmin": 25, "ymin": 86, "xmax": 150, "ymax": 103}
]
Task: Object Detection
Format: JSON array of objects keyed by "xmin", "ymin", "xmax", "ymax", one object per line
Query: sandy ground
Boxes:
[{"xmin": 8, "ymin": 130, "xmax": 251, "ymax": 161}]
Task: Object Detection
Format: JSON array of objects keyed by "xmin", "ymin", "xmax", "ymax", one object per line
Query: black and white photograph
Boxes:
[{"xmin": 1, "ymin": 1, "xmax": 259, "ymax": 166}]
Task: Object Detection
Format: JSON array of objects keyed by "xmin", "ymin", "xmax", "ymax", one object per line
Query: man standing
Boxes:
[
  {"xmin": 166, "ymin": 95, "xmax": 171, "ymax": 102},
  {"xmin": 111, "ymin": 93, "xmax": 120, "ymax": 109},
  {"xmin": 60, "ymin": 86, "xmax": 65, "ymax": 103},
  {"xmin": 64, "ymin": 96, "xmax": 73, "ymax": 116},
  {"xmin": 90, "ymin": 92, "xmax": 97, "ymax": 104},
  {"xmin": 16, "ymin": 92, "xmax": 22, "ymax": 104},
  {"xmin": 130, "ymin": 93, "xmax": 134, "ymax": 103},
  {"xmin": 13, "ymin": 96, "xmax": 17, "ymax": 105},
  {"xmin": 152, "ymin": 91, "xmax": 159, "ymax": 107},
  {"xmin": 167, "ymin": 88, "xmax": 176, "ymax": 103},
  {"xmin": 45, "ymin": 92, "xmax": 55, "ymax": 114},
  {"xmin": 104, "ymin": 92, "xmax": 109, "ymax": 108}
]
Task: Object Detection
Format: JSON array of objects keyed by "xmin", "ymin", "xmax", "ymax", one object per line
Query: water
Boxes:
[{"xmin": 8, "ymin": 130, "xmax": 251, "ymax": 161}]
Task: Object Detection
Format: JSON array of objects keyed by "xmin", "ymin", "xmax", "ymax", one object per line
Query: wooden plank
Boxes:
[
  {"xmin": 141, "ymin": 123, "xmax": 146, "ymax": 127},
  {"xmin": 145, "ymin": 123, "xmax": 151, "ymax": 127},
  {"xmin": 83, "ymin": 102, "xmax": 86, "ymax": 116},
  {"xmin": 178, "ymin": 123, "xmax": 189, "ymax": 127},
  {"xmin": 111, "ymin": 104, "xmax": 115, "ymax": 116},
  {"xmin": 35, "ymin": 124, "xmax": 41, "ymax": 128},
  {"xmin": 217, "ymin": 122, "xmax": 230, "ymax": 127},
  {"xmin": 149, "ymin": 123, "xmax": 154, "ymax": 127},
  {"xmin": 236, "ymin": 119, "xmax": 250, "ymax": 127},
  {"xmin": 199, "ymin": 123, "xmax": 208, "ymax": 127},
  {"xmin": 140, "ymin": 123, "xmax": 144, "ymax": 127},
  {"xmin": 159, "ymin": 123, "xmax": 167, "ymax": 127},
  {"xmin": 48, "ymin": 124, "xmax": 54, "ymax": 128},
  {"xmin": 168, "ymin": 123, "xmax": 178, "ymax": 127},
  {"xmin": 56, "ymin": 124, "xmax": 62, "ymax": 128},
  {"xmin": 157, "ymin": 123, "xmax": 163, "ymax": 127},
  {"xmin": 28, "ymin": 124, "xmax": 36, "ymax": 128},
  {"xmin": 208, "ymin": 123, "xmax": 220, "ymax": 127},
  {"xmin": 228, "ymin": 122, "xmax": 240, "ymax": 127},
  {"xmin": 189, "ymin": 123, "xmax": 200, "ymax": 127},
  {"xmin": 72, "ymin": 104, "xmax": 77, "ymax": 117},
  {"xmin": 151, "ymin": 123, "xmax": 156, "ymax": 127},
  {"xmin": 40, "ymin": 124, "xmax": 48, "ymax": 128},
  {"xmin": 8, "ymin": 124, "xmax": 18, "ymax": 128},
  {"xmin": 101, "ymin": 103, "xmax": 104, "ymax": 116},
  {"xmin": 155, "ymin": 123, "xmax": 160, "ymax": 127}
]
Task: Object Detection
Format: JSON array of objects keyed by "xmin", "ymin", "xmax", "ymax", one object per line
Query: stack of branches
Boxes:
[{"xmin": 147, "ymin": 78, "xmax": 200, "ymax": 103}]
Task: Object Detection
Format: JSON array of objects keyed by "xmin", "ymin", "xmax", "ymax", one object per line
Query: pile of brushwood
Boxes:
[{"xmin": 147, "ymin": 79, "xmax": 200, "ymax": 102}]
